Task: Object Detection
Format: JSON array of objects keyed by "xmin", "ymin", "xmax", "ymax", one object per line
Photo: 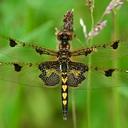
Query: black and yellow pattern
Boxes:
[
  {"xmin": 0, "ymin": 10, "xmax": 122, "ymax": 121},
  {"xmin": 67, "ymin": 61, "xmax": 88, "ymax": 87},
  {"xmin": 38, "ymin": 59, "xmax": 88, "ymax": 120},
  {"xmin": 39, "ymin": 61, "xmax": 60, "ymax": 86},
  {"xmin": 61, "ymin": 72, "xmax": 68, "ymax": 120}
]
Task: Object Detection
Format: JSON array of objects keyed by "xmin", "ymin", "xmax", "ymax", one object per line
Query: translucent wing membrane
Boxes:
[
  {"xmin": 1, "ymin": 35, "xmax": 127, "ymax": 62},
  {"xmin": 71, "ymin": 40, "xmax": 120, "ymax": 56},
  {"xmin": 0, "ymin": 62, "xmax": 43, "ymax": 88},
  {"xmin": 0, "ymin": 35, "xmax": 128, "ymax": 91},
  {"xmin": 0, "ymin": 9, "xmax": 127, "ymax": 121},
  {"xmin": 0, "ymin": 59, "xmax": 128, "ymax": 91},
  {"xmin": 0, "ymin": 35, "xmax": 58, "ymax": 56}
]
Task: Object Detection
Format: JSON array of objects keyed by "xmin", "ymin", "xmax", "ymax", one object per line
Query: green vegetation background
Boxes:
[{"xmin": 0, "ymin": 0, "xmax": 128, "ymax": 128}]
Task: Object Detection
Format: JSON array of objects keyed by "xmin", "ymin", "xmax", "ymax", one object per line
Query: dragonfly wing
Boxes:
[
  {"xmin": 67, "ymin": 61, "xmax": 88, "ymax": 87},
  {"xmin": 39, "ymin": 61, "xmax": 61, "ymax": 86}
]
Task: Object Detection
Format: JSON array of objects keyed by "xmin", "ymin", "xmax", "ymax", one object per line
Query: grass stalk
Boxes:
[
  {"xmin": 111, "ymin": 11, "xmax": 121, "ymax": 128},
  {"xmin": 72, "ymin": 92, "xmax": 77, "ymax": 128},
  {"xmin": 86, "ymin": 0, "xmax": 94, "ymax": 127}
]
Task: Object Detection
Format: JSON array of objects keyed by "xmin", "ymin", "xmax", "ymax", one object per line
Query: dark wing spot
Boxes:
[
  {"xmin": 35, "ymin": 47, "xmax": 43, "ymax": 55},
  {"xmin": 9, "ymin": 39, "xmax": 17, "ymax": 47},
  {"xmin": 104, "ymin": 69, "xmax": 115, "ymax": 77},
  {"xmin": 111, "ymin": 40, "xmax": 119, "ymax": 49},
  {"xmin": 103, "ymin": 44, "xmax": 106, "ymax": 48},
  {"xmin": 28, "ymin": 63, "xmax": 33, "ymax": 67},
  {"xmin": 94, "ymin": 67, "xmax": 98, "ymax": 71},
  {"xmin": 85, "ymin": 48, "xmax": 93, "ymax": 56},
  {"xmin": 13, "ymin": 64, "xmax": 22, "ymax": 72}
]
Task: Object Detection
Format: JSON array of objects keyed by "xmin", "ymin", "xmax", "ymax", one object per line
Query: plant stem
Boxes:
[
  {"xmin": 72, "ymin": 92, "xmax": 77, "ymax": 128},
  {"xmin": 86, "ymin": 1, "xmax": 94, "ymax": 127},
  {"xmin": 111, "ymin": 10, "xmax": 121, "ymax": 128}
]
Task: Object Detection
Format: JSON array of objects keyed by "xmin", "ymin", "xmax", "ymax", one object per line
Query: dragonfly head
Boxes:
[{"xmin": 57, "ymin": 30, "xmax": 73, "ymax": 43}]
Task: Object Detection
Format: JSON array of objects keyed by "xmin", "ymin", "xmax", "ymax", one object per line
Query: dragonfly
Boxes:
[{"xmin": 0, "ymin": 10, "xmax": 127, "ymax": 120}]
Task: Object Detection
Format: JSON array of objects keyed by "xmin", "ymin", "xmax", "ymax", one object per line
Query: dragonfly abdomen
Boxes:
[
  {"xmin": 61, "ymin": 61, "xmax": 69, "ymax": 120},
  {"xmin": 61, "ymin": 72, "xmax": 68, "ymax": 120}
]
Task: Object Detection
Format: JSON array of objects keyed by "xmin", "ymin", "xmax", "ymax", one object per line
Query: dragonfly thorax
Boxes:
[
  {"xmin": 57, "ymin": 49, "xmax": 71, "ymax": 62},
  {"xmin": 59, "ymin": 43, "xmax": 70, "ymax": 50},
  {"xmin": 58, "ymin": 41, "xmax": 71, "ymax": 59}
]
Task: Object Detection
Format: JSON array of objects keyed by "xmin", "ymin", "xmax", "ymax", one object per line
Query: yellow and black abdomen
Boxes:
[
  {"xmin": 61, "ymin": 61, "xmax": 69, "ymax": 120},
  {"xmin": 61, "ymin": 60, "xmax": 88, "ymax": 120},
  {"xmin": 61, "ymin": 72, "xmax": 68, "ymax": 120}
]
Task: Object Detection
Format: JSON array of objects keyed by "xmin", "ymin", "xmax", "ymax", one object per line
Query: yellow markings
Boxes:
[
  {"xmin": 63, "ymin": 100, "xmax": 67, "ymax": 106},
  {"xmin": 75, "ymin": 71, "xmax": 80, "ymax": 76},
  {"xmin": 62, "ymin": 92, "xmax": 67, "ymax": 99},
  {"xmin": 71, "ymin": 70, "xmax": 81, "ymax": 77},
  {"xmin": 46, "ymin": 69, "xmax": 59, "ymax": 77},
  {"xmin": 62, "ymin": 72, "xmax": 67, "ymax": 75},
  {"xmin": 62, "ymin": 85, "xmax": 67, "ymax": 91},
  {"xmin": 62, "ymin": 77, "xmax": 68, "ymax": 84}
]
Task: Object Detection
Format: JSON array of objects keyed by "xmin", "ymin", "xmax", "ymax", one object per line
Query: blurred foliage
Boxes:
[{"xmin": 0, "ymin": 0, "xmax": 128, "ymax": 128}]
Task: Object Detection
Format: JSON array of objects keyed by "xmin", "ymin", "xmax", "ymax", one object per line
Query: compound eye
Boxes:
[{"xmin": 57, "ymin": 32, "xmax": 72, "ymax": 41}]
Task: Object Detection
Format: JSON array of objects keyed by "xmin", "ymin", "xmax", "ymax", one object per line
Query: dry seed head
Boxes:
[
  {"xmin": 104, "ymin": 0, "xmax": 124, "ymax": 15},
  {"xmin": 63, "ymin": 9, "xmax": 74, "ymax": 32},
  {"xmin": 80, "ymin": 18, "xmax": 87, "ymax": 38},
  {"xmin": 86, "ymin": 0, "xmax": 94, "ymax": 11},
  {"xmin": 87, "ymin": 20, "xmax": 107, "ymax": 39}
]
